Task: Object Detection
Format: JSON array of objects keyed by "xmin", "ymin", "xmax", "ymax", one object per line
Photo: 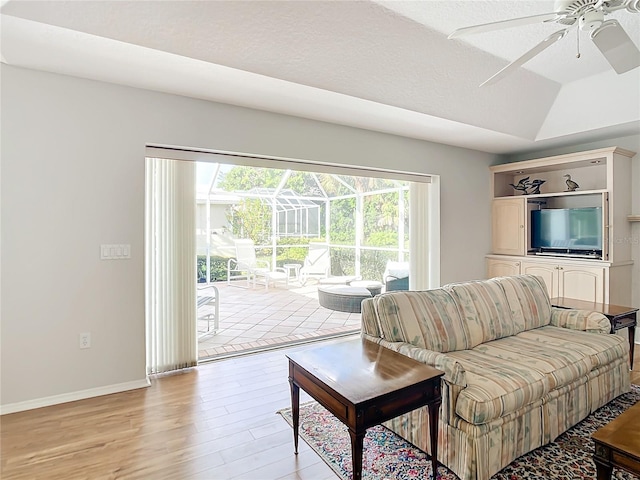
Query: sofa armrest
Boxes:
[
  {"xmin": 550, "ymin": 307, "xmax": 611, "ymax": 334},
  {"xmin": 361, "ymin": 333, "xmax": 466, "ymax": 387}
]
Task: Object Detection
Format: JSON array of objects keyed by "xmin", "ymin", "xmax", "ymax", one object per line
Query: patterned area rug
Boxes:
[{"xmin": 277, "ymin": 386, "xmax": 639, "ymax": 480}]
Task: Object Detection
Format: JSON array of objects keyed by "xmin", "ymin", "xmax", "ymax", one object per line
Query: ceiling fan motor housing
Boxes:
[{"xmin": 580, "ymin": 10, "xmax": 605, "ymax": 29}]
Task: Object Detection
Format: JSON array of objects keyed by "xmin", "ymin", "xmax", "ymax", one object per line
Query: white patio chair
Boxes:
[
  {"xmin": 227, "ymin": 239, "xmax": 288, "ymax": 290},
  {"xmin": 299, "ymin": 243, "xmax": 330, "ymax": 285},
  {"xmin": 197, "ymin": 286, "xmax": 219, "ymax": 338}
]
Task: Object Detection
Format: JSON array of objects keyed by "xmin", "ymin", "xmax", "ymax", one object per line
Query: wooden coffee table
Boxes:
[
  {"xmin": 592, "ymin": 401, "xmax": 640, "ymax": 479},
  {"xmin": 287, "ymin": 338, "xmax": 444, "ymax": 480}
]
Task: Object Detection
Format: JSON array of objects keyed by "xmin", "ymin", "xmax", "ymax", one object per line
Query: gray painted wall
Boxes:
[{"xmin": 1, "ymin": 65, "xmax": 496, "ymax": 408}]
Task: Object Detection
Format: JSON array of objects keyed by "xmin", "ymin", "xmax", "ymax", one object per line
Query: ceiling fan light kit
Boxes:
[
  {"xmin": 591, "ymin": 20, "xmax": 640, "ymax": 72},
  {"xmin": 449, "ymin": 0, "xmax": 640, "ymax": 86}
]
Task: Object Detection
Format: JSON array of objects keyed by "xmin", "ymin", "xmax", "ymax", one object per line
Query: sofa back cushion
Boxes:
[
  {"xmin": 494, "ymin": 275, "xmax": 552, "ymax": 331},
  {"xmin": 443, "ymin": 277, "xmax": 519, "ymax": 345},
  {"xmin": 361, "ymin": 297, "xmax": 382, "ymax": 337},
  {"xmin": 374, "ymin": 289, "xmax": 472, "ymax": 352}
]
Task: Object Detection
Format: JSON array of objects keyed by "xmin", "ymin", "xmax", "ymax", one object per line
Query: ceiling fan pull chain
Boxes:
[{"xmin": 576, "ymin": 28, "xmax": 581, "ymax": 58}]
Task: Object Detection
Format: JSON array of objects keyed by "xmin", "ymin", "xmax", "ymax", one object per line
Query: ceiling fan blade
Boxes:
[
  {"xmin": 590, "ymin": 20, "xmax": 640, "ymax": 74},
  {"xmin": 480, "ymin": 29, "xmax": 569, "ymax": 87},
  {"xmin": 448, "ymin": 12, "xmax": 559, "ymax": 39}
]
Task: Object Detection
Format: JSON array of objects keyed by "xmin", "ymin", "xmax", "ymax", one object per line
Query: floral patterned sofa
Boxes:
[{"xmin": 361, "ymin": 274, "xmax": 630, "ymax": 480}]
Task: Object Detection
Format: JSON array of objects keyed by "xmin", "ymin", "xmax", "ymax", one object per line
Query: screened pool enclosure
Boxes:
[{"xmin": 196, "ymin": 163, "xmax": 410, "ymax": 285}]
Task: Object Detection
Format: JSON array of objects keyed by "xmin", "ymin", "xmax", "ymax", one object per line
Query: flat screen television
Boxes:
[{"xmin": 531, "ymin": 207, "xmax": 602, "ymax": 255}]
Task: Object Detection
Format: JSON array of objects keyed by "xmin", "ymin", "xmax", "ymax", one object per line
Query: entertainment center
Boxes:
[{"xmin": 486, "ymin": 146, "xmax": 636, "ymax": 304}]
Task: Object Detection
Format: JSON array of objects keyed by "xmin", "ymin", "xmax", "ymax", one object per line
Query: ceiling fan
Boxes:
[{"xmin": 448, "ymin": 0, "xmax": 640, "ymax": 86}]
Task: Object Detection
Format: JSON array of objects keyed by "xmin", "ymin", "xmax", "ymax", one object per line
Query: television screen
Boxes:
[{"xmin": 531, "ymin": 207, "xmax": 602, "ymax": 251}]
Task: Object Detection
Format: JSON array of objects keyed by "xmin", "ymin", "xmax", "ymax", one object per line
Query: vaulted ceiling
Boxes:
[{"xmin": 2, "ymin": 0, "xmax": 639, "ymax": 154}]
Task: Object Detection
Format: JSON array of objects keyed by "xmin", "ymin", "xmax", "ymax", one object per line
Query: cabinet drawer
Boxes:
[
  {"xmin": 292, "ymin": 369, "xmax": 348, "ymax": 422},
  {"xmin": 363, "ymin": 381, "xmax": 440, "ymax": 426},
  {"xmin": 612, "ymin": 316, "xmax": 637, "ymax": 330}
]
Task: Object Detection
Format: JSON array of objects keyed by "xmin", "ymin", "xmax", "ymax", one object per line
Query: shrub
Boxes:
[{"xmin": 197, "ymin": 255, "xmax": 229, "ymax": 282}]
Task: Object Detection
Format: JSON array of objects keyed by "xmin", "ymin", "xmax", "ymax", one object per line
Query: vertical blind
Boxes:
[
  {"xmin": 145, "ymin": 157, "xmax": 197, "ymax": 374},
  {"xmin": 409, "ymin": 181, "xmax": 431, "ymax": 290}
]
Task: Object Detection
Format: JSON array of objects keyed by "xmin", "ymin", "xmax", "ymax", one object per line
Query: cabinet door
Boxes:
[
  {"xmin": 520, "ymin": 261, "xmax": 557, "ymax": 298},
  {"xmin": 557, "ymin": 265, "xmax": 606, "ymax": 303},
  {"xmin": 492, "ymin": 198, "xmax": 526, "ymax": 256},
  {"xmin": 487, "ymin": 259, "xmax": 521, "ymax": 278}
]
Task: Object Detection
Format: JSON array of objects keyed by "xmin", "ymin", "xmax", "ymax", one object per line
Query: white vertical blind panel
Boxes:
[
  {"xmin": 145, "ymin": 157, "xmax": 197, "ymax": 374},
  {"xmin": 409, "ymin": 181, "xmax": 431, "ymax": 290}
]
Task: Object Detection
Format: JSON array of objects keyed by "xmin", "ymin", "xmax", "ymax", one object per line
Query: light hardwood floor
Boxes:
[{"xmin": 2, "ymin": 338, "xmax": 639, "ymax": 480}]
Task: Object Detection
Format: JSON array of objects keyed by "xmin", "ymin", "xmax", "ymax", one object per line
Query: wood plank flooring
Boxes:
[
  {"xmin": 2, "ymin": 337, "xmax": 639, "ymax": 480},
  {"xmin": 1, "ymin": 337, "xmax": 350, "ymax": 480}
]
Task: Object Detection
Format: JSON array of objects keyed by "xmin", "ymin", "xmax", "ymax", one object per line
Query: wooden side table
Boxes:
[
  {"xmin": 287, "ymin": 338, "xmax": 444, "ymax": 480},
  {"xmin": 592, "ymin": 401, "xmax": 640, "ymax": 479},
  {"xmin": 551, "ymin": 297, "xmax": 637, "ymax": 370}
]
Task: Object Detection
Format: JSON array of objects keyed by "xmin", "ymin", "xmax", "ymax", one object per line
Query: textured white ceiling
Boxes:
[
  {"xmin": 1, "ymin": 0, "xmax": 639, "ymax": 154},
  {"xmin": 376, "ymin": 0, "xmax": 640, "ymax": 84}
]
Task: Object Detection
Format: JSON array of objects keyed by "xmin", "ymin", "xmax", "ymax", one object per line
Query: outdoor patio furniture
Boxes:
[
  {"xmin": 254, "ymin": 268, "xmax": 289, "ymax": 291},
  {"xmin": 383, "ymin": 260, "xmax": 409, "ymax": 291},
  {"xmin": 227, "ymin": 239, "xmax": 288, "ymax": 290},
  {"xmin": 283, "ymin": 263, "xmax": 302, "ymax": 282},
  {"xmin": 227, "ymin": 239, "xmax": 267, "ymax": 286},
  {"xmin": 197, "ymin": 286, "xmax": 219, "ymax": 338},
  {"xmin": 318, "ymin": 275, "xmax": 359, "ymax": 285},
  {"xmin": 299, "ymin": 243, "xmax": 331, "ymax": 285},
  {"xmin": 317, "ymin": 284, "xmax": 372, "ymax": 313},
  {"xmin": 350, "ymin": 280, "xmax": 383, "ymax": 296}
]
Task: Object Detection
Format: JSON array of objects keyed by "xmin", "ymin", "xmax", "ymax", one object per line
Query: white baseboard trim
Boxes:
[{"xmin": 0, "ymin": 378, "xmax": 151, "ymax": 415}]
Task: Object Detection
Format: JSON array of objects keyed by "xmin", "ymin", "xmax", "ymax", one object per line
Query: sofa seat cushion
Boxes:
[
  {"xmin": 517, "ymin": 325, "xmax": 628, "ymax": 370},
  {"xmin": 374, "ymin": 289, "xmax": 474, "ymax": 352},
  {"xmin": 448, "ymin": 328, "xmax": 603, "ymax": 425},
  {"xmin": 449, "ymin": 346, "xmax": 550, "ymax": 425}
]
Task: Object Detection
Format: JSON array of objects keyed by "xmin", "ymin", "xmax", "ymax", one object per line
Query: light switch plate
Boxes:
[{"xmin": 100, "ymin": 244, "xmax": 131, "ymax": 260}]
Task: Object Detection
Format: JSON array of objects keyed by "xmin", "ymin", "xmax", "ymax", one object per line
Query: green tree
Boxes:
[{"xmin": 227, "ymin": 199, "xmax": 271, "ymax": 243}]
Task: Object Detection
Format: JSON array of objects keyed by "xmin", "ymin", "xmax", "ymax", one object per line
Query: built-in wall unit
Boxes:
[{"xmin": 487, "ymin": 146, "xmax": 636, "ymax": 305}]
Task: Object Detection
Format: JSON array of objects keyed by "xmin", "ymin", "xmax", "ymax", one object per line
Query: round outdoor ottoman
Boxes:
[
  {"xmin": 317, "ymin": 285, "xmax": 372, "ymax": 313},
  {"xmin": 349, "ymin": 280, "xmax": 383, "ymax": 296},
  {"xmin": 318, "ymin": 275, "xmax": 360, "ymax": 286}
]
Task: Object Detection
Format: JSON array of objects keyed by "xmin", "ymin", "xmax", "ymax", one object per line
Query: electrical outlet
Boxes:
[{"xmin": 79, "ymin": 332, "xmax": 91, "ymax": 349}]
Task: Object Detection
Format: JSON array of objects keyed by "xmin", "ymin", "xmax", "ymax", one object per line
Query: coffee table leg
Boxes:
[
  {"xmin": 429, "ymin": 400, "xmax": 441, "ymax": 480},
  {"xmin": 595, "ymin": 461, "xmax": 613, "ymax": 480},
  {"xmin": 349, "ymin": 428, "xmax": 365, "ymax": 480},
  {"xmin": 289, "ymin": 378, "xmax": 299, "ymax": 454}
]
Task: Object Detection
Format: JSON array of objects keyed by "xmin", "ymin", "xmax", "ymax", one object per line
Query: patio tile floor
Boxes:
[{"xmin": 196, "ymin": 280, "xmax": 361, "ymax": 360}]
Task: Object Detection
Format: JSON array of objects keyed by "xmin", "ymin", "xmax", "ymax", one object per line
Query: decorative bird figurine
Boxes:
[
  {"xmin": 529, "ymin": 179, "xmax": 546, "ymax": 194},
  {"xmin": 509, "ymin": 176, "xmax": 531, "ymax": 195},
  {"xmin": 564, "ymin": 174, "xmax": 579, "ymax": 192}
]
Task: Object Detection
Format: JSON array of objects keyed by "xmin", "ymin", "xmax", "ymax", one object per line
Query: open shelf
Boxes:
[
  {"xmin": 494, "ymin": 189, "xmax": 607, "ymax": 201},
  {"xmin": 488, "ymin": 146, "xmax": 636, "ymax": 305}
]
